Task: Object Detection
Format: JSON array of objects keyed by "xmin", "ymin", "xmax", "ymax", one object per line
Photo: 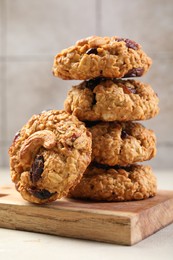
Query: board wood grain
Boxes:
[{"xmin": 0, "ymin": 186, "xmax": 173, "ymax": 245}]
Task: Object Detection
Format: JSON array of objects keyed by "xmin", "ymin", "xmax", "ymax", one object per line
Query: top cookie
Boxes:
[
  {"xmin": 8, "ymin": 110, "xmax": 92, "ymax": 204},
  {"xmin": 53, "ymin": 36, "xmax": 152, "ymax": 80}
]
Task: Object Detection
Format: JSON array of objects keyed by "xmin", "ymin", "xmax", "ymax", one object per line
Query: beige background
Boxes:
[{"xmin": 0, "ymin": 0, "xmax": 173, "ymax": 170}]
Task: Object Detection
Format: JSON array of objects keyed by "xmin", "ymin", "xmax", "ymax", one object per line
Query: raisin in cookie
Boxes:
[
  {"xmin": 9, "ymin": 110, "xmax": 92, "ymax": 204},
  {"xmin": 64, "ymin": 78, "xmax": 159, "ymax": 121},
  {"xmin": 53, "ymin": 36, "xmax": 152, "ymax": 80},
  {"xmin": 69, "ymin": 163, "xmax": 157, "ymax": 201},
  {"xmin": 89, "ymin": 121, "xmax": 156, "ymax": 166}
]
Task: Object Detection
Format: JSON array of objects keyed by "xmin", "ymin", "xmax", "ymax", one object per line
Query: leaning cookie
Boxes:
[
  {"xmin": 8, "ymin": 110, "xmax": 92, "ymax": 204},
  {"xmin": 64, "ymin": 78, "xmax": 159, "ymax": 121},
  {"xmin": 89, "ymin": 121, "xmax": 156, "ymax": 166},
  {"xmin": 53, "ymin": 36, "xmax": 152, "ymax": 80},
  {"xmin": 69, "ymin": 164, "xmax": 157, "ymax": 201}
]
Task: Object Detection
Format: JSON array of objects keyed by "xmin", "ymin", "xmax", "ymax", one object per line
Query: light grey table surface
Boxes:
[{"xmin": 0, "ymin": 168, "xmax": 173, "ymax": 260}]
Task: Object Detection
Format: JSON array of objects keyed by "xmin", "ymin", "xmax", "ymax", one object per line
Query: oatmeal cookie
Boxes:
[
  {"xmin": 64, "ymin": 78, "xmax": 159, "ymax": 121},
  {"xmin": 8, "ymin": 110, "xmax": 92, "ymax": 204},
  {"xmin": 90, "ymin": 121, "xmax": 156, "ymax": 166},
  {"xmin": 53, "ymin": 36, "xmax": 152, "ymax": 80},
  {"xmin": 69, "ymin": 164, "xmax": 157, "ymax": 201}
]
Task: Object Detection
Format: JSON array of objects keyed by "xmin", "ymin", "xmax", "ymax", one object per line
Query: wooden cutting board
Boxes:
[{"xmin": 0, "ymin": 185, "xmax": 173, "ymax": 245}]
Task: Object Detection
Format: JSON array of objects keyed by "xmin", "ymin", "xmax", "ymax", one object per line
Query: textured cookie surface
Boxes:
[
  {"xmin": 69, "ymin": 164, "xmax": 157, "ymax": 201},
  {"xmin": 64, "ymin": 78, "xmax": 159, "ymax": 121},
  {"xmin": 9, "ymin": 110, "xmax": 92, "ymax": 204},
  {"xmin": 53, "ymin": 36, "xmax": 152, "ymax": 80},
  {"xmin": 90, "ymin": 121, "xmax": 156, "ymax": 166}
]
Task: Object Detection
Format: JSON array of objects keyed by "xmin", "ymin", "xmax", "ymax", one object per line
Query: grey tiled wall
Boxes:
[{"xmin": 0, "ymin": 0, "xmax": 173, "ymax": 170}]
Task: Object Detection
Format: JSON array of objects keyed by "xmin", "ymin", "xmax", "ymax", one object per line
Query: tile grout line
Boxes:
[
  {"xmin": 0, "ymin": 2, "xmax": 2, "ymax": 166},
  {"xmin": 0, "ymin": 0, "xmax": 4, "ymax": 147},
  {"xmin": 95, "ymin": 0, "xmax": 102, "ymax": 36},
  {"xmin": 1, "ymin": 0, "xmax": 8, "ymax": 167},
  {"xmin": 0, "ymin": 55, "xmax": 53, "ymax": 62}
]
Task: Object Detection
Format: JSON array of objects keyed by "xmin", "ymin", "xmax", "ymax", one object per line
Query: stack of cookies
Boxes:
[
  {"xmin": 8, "ymin": 35, "xmax": 159, "ymax": 205},
  {"xmin": 53, "ymin": 36, "xmax": 159, "ymax": 202}
]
